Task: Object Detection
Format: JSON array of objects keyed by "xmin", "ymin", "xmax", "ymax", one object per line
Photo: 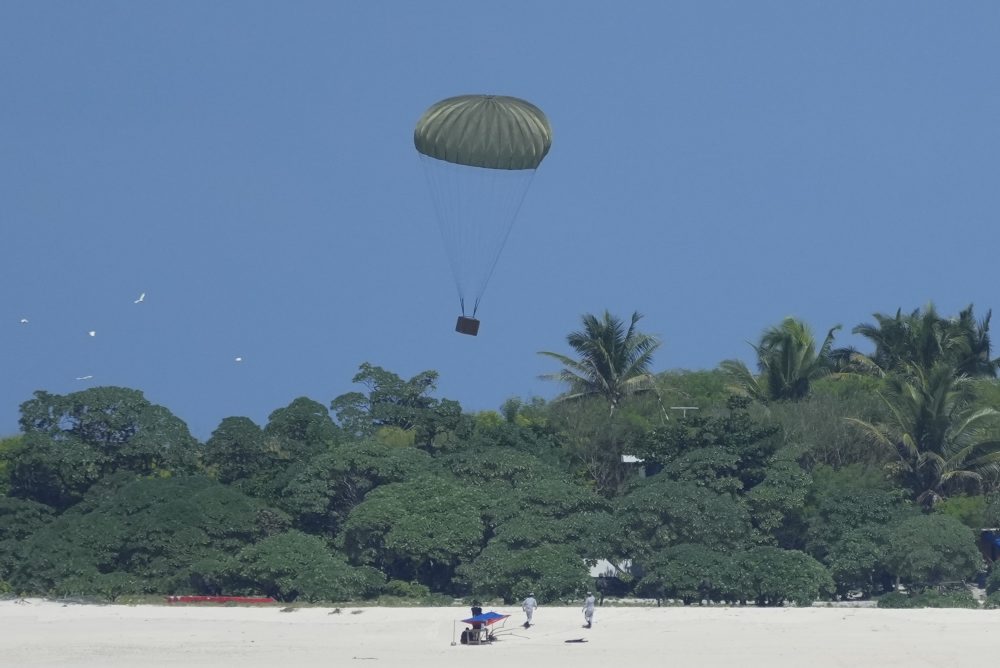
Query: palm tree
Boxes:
[
  {"xmin": 540, "ymin": 310, "xmax": 661, "ymax": 497},
  {"xmin": 953, "ymin": 305, "xmax": 1000, "ymax": 378},
  {"xmin": 849, "ymin": 303, "xmax": 999, "ymax": 378},
  {"xmin": 722, "ymin": 317, "xmax": 840, "ymax": 402},
  {"xmin": 846, "ymin": 362, "xmax": 1000, "ymax": 508},
  {"xmin": 538, "ymin": 310, "xmax": 661, "ymax": 417}
]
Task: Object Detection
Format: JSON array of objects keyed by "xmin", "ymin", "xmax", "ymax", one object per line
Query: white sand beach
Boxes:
[{"xmin": 1, "ymin": 599, "xmax": 996, "ymax": 668}]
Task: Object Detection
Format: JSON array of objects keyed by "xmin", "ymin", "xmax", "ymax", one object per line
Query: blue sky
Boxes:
[{"xmin": 2, "ymin": 2, "xmax": 998, "ymax": 439}]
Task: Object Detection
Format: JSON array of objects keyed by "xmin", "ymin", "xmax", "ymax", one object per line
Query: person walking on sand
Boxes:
[
  {"xmin": 582, "ymin": 591, "xmax": 596, "ymax": 628},
  {"xmin": 521, "ymin": 592, "xmax": 538, "ymax": 628}
]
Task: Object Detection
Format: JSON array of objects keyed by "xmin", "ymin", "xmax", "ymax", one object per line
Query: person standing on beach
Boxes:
[
  {"xmin": 582, "ymin": 591, "xmax": 596, "ymax": 628},
  {"xmin": 521, "ymin": 592, "xmax": 538, "ymax": 628}
]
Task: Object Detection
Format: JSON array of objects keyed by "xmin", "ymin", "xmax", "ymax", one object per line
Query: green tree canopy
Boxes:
[
  {"xmin": 824, "ymin": 525, "xmax": 891, "ymax": 598},
  {"xmin": 280, "ymin": 439, "xmax": 434, "ymax": 536},
  {"xmin": 636, "ymin": 543, "xmax": 736, "ymax": 605},
  {"xmin": 769, "ymin": 374, "xmax": 887, "ymax": 470},
  {"xmin": 0, "ymin": 496, "xmax": 55, "ymax": 583},
  {"xmin": 614, "ymin": 476, "xmax": 756, "ymax": 560},
  {"xmin": 883, "ymin": 514, "xmax": 982, "ymax": 590},
  {"xmin": 263, "ymin": 396, "xmax": 340, "ymax": 455},
  {"xmin": 802, "ymin": 465, "xmax": 912, "ymax": 562},
  {"xmin": 10, "ymin": 387, "xmax": 198, "ymax": 509},
  {"xmin": 331, "ymin": 363, "xmax": 463, "ymax": 450},
  {"xmin": 736, "ymin": 547, "xmax": 834, "ymax": 606},
  {"xmin": 0, "ymin": 435, "xmax": 21, "ymax": 496},
  {"xmin": 455, "ymin": 541, "xmax": 590, "ymax": 605},
  {"xmin": 338, "ymin": 475, "xmax": 488, "ymax": 592},
  {"xmin": 744, "ymin": 448, "xmax": 812, "ymax": 540},
  {"xmin": 203, "ymin": 417, "xmax": 272, "ymax": 484},
  {"xmin": 633, "ymin": 396, "xmax": 780, "ymax": 495},
  {"xmin": 223, "ymin": 530, "xmax": 383, "ymax": 602},
  {"xmin": 9, "ymin": 475, "xmax": 288, "ymax": 595}
]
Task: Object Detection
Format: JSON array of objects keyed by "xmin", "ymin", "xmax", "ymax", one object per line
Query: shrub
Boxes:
[
  {"xmin": 456, "ymin": 542, "xmax": 591, "ymax": 604},
  {"xmin": 877, "ymin": 589, "xmax": 979, "ymax": 609},
  {"xmin": 884, "ymin": 515, "xmax": 983, "ymax": 590},
  {"xmin": 382, "ymin": 580, "xmax": 431, "ymax": 598},
  {"xmin": 935, "ymin": 495, "xmax": 988, "ymax": 530},
  {"xmin": 825, "ymin": 527, "xmax": 889, "ymax": 598},
  {"xmin": 226, "ymin": 531, "xmax": 384, "ymax": 602},
  {"xmin": 738, "ymin": 547, "xmax": 834, "ymax": 606},
  {"xmin": 53, "ymin": 571, "xmax": 143, "ymax": 602},
  {"xmin": 636, "ymin": 544, "xmax": 733, "ymax": 605}
]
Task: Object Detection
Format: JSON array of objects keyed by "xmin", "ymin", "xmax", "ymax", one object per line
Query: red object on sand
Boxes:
[{"xmin": 165, "ymin": 595, "xmax": 275, "ymax": 604}]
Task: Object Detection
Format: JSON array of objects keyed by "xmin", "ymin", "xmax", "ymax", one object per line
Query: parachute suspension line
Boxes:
[
  {"xmin": 420, "ymin": 155, "xmax": 467, "ymax": 311},
  {"xmin": 469, "ymin": 166, "xmax": 537, "ymax": 317},
  {"xmin": 419, "ymin": 154, "xmax": 537, "ymax": 316}
]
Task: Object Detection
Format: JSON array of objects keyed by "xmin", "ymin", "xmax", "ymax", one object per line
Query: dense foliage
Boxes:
[{"xmin": 2, "ymin": 305, "xmax": 998, "ymax": 606}]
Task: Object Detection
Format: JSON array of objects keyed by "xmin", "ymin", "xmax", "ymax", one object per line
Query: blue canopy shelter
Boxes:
[
  {"xmin": 455, "ymin": 611, "xmax": 510, "ymax": 645},
  {"xmin": 980, "ymin": 529, "xmax": 1000, "ymax": 562},
  {"xmin": 462, "ymin": 611, "xmax": 509, "ymax": 626}
]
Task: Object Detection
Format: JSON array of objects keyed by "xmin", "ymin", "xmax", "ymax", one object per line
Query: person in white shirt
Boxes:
[
  {"xmin": 582, "ymin": 591, "xmax": 596, "ymax": 628},
  {"xmin": 521, "ymin": 592, "xmax": 538, "ymax": 628}
]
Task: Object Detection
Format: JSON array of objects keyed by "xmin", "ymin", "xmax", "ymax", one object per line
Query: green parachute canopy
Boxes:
[{"xmin": 414, "ymin": 95, "xmax": 552, "ymax": 170}]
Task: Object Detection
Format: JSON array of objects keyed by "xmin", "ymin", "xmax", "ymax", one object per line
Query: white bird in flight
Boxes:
[
  {"xmin": 234, "ymin": 356, "xmax": 243, "ymax": 362},
  {"xmin": 134, "ymin": 292, "xmax": 145, "ymax": 304},
  {"xmin": 75, "ymin": 375, "xmax": 93, "ymax": 380},
  {"xmin": 88, "ymin": 331, "xmax": 96, "ymax": 337},
  {"xmin": 19, "ymin": 318, "xmax": 28, "ymax": 324}
]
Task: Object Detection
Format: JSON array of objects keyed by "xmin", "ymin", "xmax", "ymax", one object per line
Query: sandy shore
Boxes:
[{"xmin": 2, "ymin": 599, "xmax": 997, "ymax": 667}]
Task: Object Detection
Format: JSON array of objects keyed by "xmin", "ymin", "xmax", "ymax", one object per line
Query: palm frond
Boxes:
[{"xmin": 538, "ymin": 310, "xmax": 661, "ymax": 415}]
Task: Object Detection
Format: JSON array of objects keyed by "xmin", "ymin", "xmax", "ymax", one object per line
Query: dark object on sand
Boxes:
[{"xmin": 564, "ymin": 638, "xmax": 588, "ymax": 643}]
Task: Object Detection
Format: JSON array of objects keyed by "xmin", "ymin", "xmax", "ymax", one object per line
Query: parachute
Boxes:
[{"xmin": 414, "ymin": 94, "xmax": 552, "ymax": 335}]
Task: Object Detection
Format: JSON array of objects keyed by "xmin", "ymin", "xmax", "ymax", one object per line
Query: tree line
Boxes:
[{"xmin": 3, "ymin": 303, "xmax": 1000, "ymax": 607}]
